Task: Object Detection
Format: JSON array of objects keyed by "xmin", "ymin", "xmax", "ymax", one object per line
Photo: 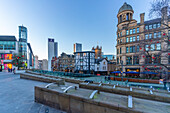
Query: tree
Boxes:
[
  {"xmin": 149, "ymin": 0, "xmax": 170, "ymax": 19},
  {"xmin": 12, "ymin": 54, "xmax": 25, "ymax": 70}
]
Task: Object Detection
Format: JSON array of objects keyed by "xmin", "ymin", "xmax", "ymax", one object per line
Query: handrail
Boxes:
[
  {"xmin": 63, "ymin": 86, "xmax": 77, "ymax": 93},
  {"xmin": 130, "ymin": 87, "xmax": 133, "ymax": 91},
  {"xmin": 98, "ymin": 83, "xmax": 102, "ymax": 86},
  {"xmin": 128, "ymin": 95, "xmax": 133, "ymax": 108},
  {"xmin": 113, "ymin": 85, "xmax": 116, "ymax": 89},
  {"xmin": 149, "ymin": 90, "xmax": 153, "ymax": 94},
  {"xmin": 45, "ymin": 83, "xmax": 55, "ymax": 88},
  {"xmin": 89, "ymin": 90, "xmax": 99, "ymax": 99}
]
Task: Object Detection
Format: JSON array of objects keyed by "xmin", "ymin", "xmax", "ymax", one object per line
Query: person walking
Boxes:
[
  {"xmin": 163, "ymin": 77, "xmax": 167, "ymax": 90},
  {"xmin": 13, "ymin": 68, "xmax": 16, "ymax": 74}
]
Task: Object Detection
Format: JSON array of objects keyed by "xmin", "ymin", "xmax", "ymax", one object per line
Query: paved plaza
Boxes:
[{"xmin": 0, "ymin": 72, "xmax": 66, "ymax": 113}]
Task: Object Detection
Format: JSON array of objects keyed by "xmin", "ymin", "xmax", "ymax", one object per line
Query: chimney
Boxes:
[
  {"xmin": 140, "ymin": 13, "xmax": 145, "ymax": 24},
  {"xmin": 161, "ymin": 6, "xmax": 168, "ymax": 24}
]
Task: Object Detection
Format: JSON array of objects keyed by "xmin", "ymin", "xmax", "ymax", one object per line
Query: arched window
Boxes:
[
  {"xmin": 130, "ymin": 13, "xmax": 132, "ymax": 20},
  {"xmin": 120, "ymin": 15, "xmax": 122, "ymax": 22},
  {"xmin": 126, "ymin": 13, "xmax": 129, "ymax": 20}
]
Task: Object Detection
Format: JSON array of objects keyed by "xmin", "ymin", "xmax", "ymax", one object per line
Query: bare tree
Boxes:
[{"xmin": 149, "ymin": 0, "xmax": 170, "ymax": 18}]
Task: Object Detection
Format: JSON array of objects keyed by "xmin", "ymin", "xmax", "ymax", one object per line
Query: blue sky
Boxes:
[{"xmin": 0, "ymin": 0, "xmax": 153, "ymax": 60}]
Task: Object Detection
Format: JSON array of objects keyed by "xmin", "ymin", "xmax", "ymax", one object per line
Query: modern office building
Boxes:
[
  {"xmin": 48, "ymin": 38, "xmax": 58, "ymax": 71},
  {"xmin": 38, "ymin": 60, "xmax": 42, "ymax": 70},
  {"xmin": 74, "ymin": 51, "xmax": 95, "ymax": 74},
  {"xmin": 19, "ymin": 25, "xmax": 27, "ymax": 62},
  {"xmin": 116, "ymin": 2, "xmax": 170, "ymax": 77},
  {"xmin": 74, "ymin": 43, "xmax": 82, "ymax": 52},
  {"xmin": 0, "ymin": 36, "xmax": 18, "ymax": 71}
]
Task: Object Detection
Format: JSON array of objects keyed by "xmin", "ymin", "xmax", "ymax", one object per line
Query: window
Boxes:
[
  {"xmin": 154, "ymin": 32, "xmax": 157, "ymax": 38},
  {"xmin": 156, "ymin": 43, "xmax": 161, "ymax": 50},
  {"xmin": 133, "ymin": 36, "xmax": 136, "ymax": 42},
  {"xmin": 130, "ymin": 46, "xmax": 135, "ymax": 53},
  {"xmin": 130, "ymin": 46, "xmax": 132, "ymax": 53},
  {"xmin": 149, "ymin": 33, "xmax": 152, "ymax": 39},
  {"xmin": 149, "ymin": 25, "xmax": 152, "ymax": 30},
  {"xmin": 126, "ymin": 56, "xmax": 132, "ymax": 65},
  {"xmin": 137, "ymin": 27, "xmax": 139, "ymax": 33},
  {"xmin": 151, "ymin": 44, "xmax": 155, "ymax": 51},
  {"xmin": 145, "ymin": 45, "xmax": 149, "ymax": 51},
  {"xmin": 145, "ymin": 56, "xmax": 152, "ymax": 64},
  {"xmin": 133, "ymin": 56, "xmax": 139, "ymax": 65},
  {"xmin": 117, "ymin": 49, "xmax": 119, "ymax": 54},
  {"xmin": 126, "ymin": 37, "xmax": 129, "ymax": 42},
  {"xmin": 126, "ymin": 30, "xmax": 129, "ymax": 35},
  {"xmin": 120, "ymin": 39, "xmax": 122, "ymax": 43},
  {"xmin": 145, "ymin": 34, "xmax": 148, "ymax": 39},
  {"xmin": 137, "ymin": 35, "xmax": 139, "ymax": 41},
  {"xmin": 133, "ymin": 28, "xmax": 136, "ymax": 34},
  {"xmin": 120, "ymin": 48, "xmax": 122, "ymax": 54},
  {"xmin": 130, "ymin": 29, "xmax": 132, "ymax": 34},
  {"xmin": 158, "ymin": 32, "xmax": 161, "ymax": 38},
  {"xmin": 120, "ymin": 32, "xmax": 122, "ymax": 37},
  {"xmin": 153, "ymin": 24, "xmax": 157, "ymax": 29},
  {"xmin": 154, "ymin": 55, "xmax": 161, "ymax": 64},
  {"xmin": 118, "ymin": 33, "xmax": 119, "ymax": 37},
  {"xmin": 145, "ymin": 25, "xmax": 148, "ymax": 30},
  {"xmin": 117, "ymin": 58, "xmax": 119, "ymax": 64},
  {"xmin": 126, "ymin": 13, "xmax": 129, "ymax": 20},
  {"xmin": 136, "ymin": 45, "xmax": 139, "ymax": 52},
  {"xmin": 157, "ymin": 23, "xmax": 160, "ymax": 28},
  {"xmin": 169, "ymin": 56, "xmax": 170, "ymax": 64},
  {"xmin": 118, "ymin": 40, "xmax": 119, "ymax": 44},
  {"xmin": 126, "ymin": 47, "xmax": 129, "ymax": 53},
  {"xmin": 120, "ymin": 15, "xmax": 122, "ymax": 22},
  {"xmin": 130, "ymin": 37, "xmax": 132, "ymax": 42}
]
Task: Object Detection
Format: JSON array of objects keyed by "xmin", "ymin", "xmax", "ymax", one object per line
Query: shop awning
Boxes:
[
  {"xmin": 111, "ymin": 71, "xmax": 121, "ymax": 73},
  {"xmin": 141, "ymin": 71, "xmax": 158, "ymax": 74},
  {"xmin": 124, "ymin": 71, "xmax": 140, "ymax": 74}
]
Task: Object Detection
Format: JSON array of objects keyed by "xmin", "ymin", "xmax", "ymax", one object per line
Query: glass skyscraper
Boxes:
[{"xmin": 19, "ymin": 25, "xmax": 27, "ymax": 61}]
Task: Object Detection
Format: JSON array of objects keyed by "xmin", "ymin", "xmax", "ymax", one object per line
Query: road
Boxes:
[{"xmin": 0, "ymin": 72, "xmax": 66, "ymax": 113}]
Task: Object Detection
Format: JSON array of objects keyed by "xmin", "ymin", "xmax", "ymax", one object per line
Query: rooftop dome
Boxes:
[{"xmin": 118, "ymin": 2, "xmax": 133, "ymax": 14}]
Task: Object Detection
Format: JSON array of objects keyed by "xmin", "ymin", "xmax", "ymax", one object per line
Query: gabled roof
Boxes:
[
  {"xmin": 0, "ymin": 35, "xmax": 17, "ymax": 41},
  {"xmin": 95, "ymin": 58, "xmax": 108, "ymax": 64}
]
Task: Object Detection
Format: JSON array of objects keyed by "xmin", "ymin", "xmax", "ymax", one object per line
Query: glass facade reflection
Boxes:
[{"xmin": 0, "ymin": 41, "xmax": 15, "ymax": 50}]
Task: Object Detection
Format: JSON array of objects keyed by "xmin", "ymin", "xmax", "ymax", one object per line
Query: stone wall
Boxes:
[{"xmin": 35, "ymin": 86, "xmax": 141, "ymax": 113}]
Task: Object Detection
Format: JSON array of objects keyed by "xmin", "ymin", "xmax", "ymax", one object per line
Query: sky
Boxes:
[{"xmin": 0, "ymin": 0, "xmax": 153, "ymax": 60}]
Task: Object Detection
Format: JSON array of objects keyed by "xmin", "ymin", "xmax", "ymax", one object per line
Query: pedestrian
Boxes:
[
  {"xmin": 163, "ymin": 77, "xmax": 167, "ymax": 89},
  {"xmin": 13, "ymin": 68, "xmax": 16, "ymax": 74}
]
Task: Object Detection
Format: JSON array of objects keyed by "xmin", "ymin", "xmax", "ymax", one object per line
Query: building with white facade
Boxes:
[
  {"xmin": 42, "ymin": 59, "xmax": 48, "ymax": 71},
  {"xmin": 95, "ymin": 58, "xmax": 108, "ymax": 75},
  {"xmin": 34, "ymin": 55, "xmax": 39, "ymax": 69},
  {"xmin": 48, "ymin": 38, "xmax": 58, "ymax": 71},
  {"xmin": 74, "ymin": 51, "xmax": 95, "ymax": 74}
]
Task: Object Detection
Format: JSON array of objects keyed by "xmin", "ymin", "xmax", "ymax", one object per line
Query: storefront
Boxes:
[
  {"xmin": 0, "ymin": 54, "xmax": 13, "ymax": 70},
  {"xmin": 125, "ymin": 68, "xmax": 140, "ymax": 77}
]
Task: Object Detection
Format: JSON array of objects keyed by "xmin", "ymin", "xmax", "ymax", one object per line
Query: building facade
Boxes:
[
  {"xmin": 52, "ymin": 52, "xmax": 74, "ymax": 72},
  {"xmin": 42, "ymin": 59, "xmax": 48, "ymax": 71},
  {"xmin": 74, "ymin": 43, "xmax": 82, "ymax": 52},
  {"xmin": 116, "ymin": 2, "xmax": 170, "ymax": 77},
  {"xmin": 48, "ymin": 38, "xmax": 58, "ymax": 71},
  {"xmin": 0, "ymin": 36, "xmax": 18, "ymax": 71},
  {"xmin": 74, "ymin": 51, "xmax": 95, "ymax": 74},
  {"xmin": 19, "ymin": 25, "xmax": 27, "ymax": 62},
  {"xmin": 92, "ymin": 45, "xmax": 102, "ymax": 59},
  {"xmin": 34, "ymin": 55, "xmax": 39, "ymax": 69},
  {"xmin": 94, "ymin": 58, "xmax": 108, "ymax": 75}
]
